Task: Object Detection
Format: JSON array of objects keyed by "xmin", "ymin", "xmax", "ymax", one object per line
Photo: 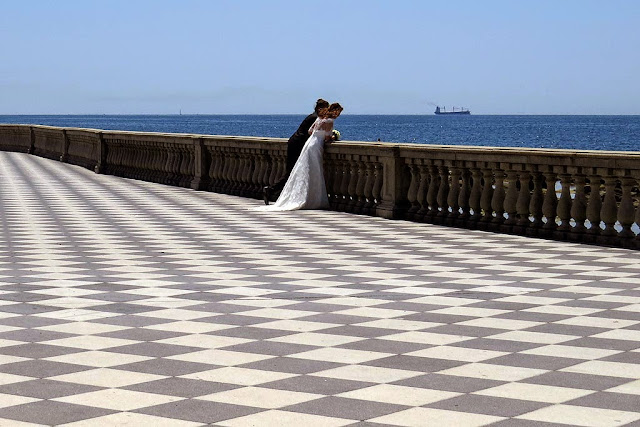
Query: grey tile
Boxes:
[
  {"xmin": 240, "ymin": 357, "xmax": 342, "ymax": 374},
  {"xmin": 91, "ymin": 315, "xmax": 173, "ymax": 327},
  {"xmin": 261, "ymin": 375, "xmax": 374, "ymax": 395},
  {"xmin": 601, "ymin": 351, "xmax": 640, "ymax": 364},
  {"xmin": 283, "ymin": 396, "xmax": 407, "ymax": 420},
  {"xmin": 85, "ymin": 303, "xmax": 159, "ymax": 314},
  {"xmin": 0, "ymin": 328, "xmax": 74, "ymax": 343},
  {"xmin": 524, "ymin": 371, "xmax": 630, "ymax": 390},
  {"xmin": 126, "ymin": 377, "xmax": 238, "ymax": 398},
  {"xmin": 393, "ymin": 373, "xmax": 505, "ymax": 393},
  {"xmin": 0, "ymin": 303, "xmax": 61, "ymax": 315},
  {"xmin": 106, "ymin": 342, "xmax": 202, "ymax": 357},
  {"xmin": 452, "ymin": 338, "xmax": 541, "ymax": 353},
  {"xmin": 194, "ymin": 314, "xmax": 272, "ymax": 326},
  {"xmin": 0, "ymin": 379, "xmax": 102, "ymax": 399},
  {"xmin": 315, "ymin": 325, "xmax": 395, "ymax": 338},
  {"xmin": 98, "ymin": 328, "xmax": 183, "ymax": 342},
  {"xmin": 0, "ymin": 316, "xmax": 68, "ymax": 328},
  {"xmin": 560, "ymin": 337, "xmax": 640, "ymax": 351},
  {"xmin": 428, "ymin": 394, "xmax": 547, "ymax": 417},
  {"xmin": 339, "ymin": 339, "xmax": 429, "ymax": 354},
  {"xmin": 364, "ymin": 355, "xmax": 465, "ymax": 372},
  {"xmin": 116, "ymin": 358, "xmax": 217, "ymax": 376},
  {"xmin": 208, "ymin": 327, "xmax": 294, "ymax": 340},
  {"xmin": 565, "ymin": 392, "xmax": 640, "ymax": 412},
  {"xmin": 0, "ymin": 400, "xmax": 114, "ymax": 425},
  {"xmin": 136, "ymin": 399, "xmax": 262, "ymax": 423},
  {"xmin": 0, "ymin": 359, "xmax": 92, "ymax": 378},
  {"xmin": 484, "ymin": 353, "xmax": 582, "ymax": 370},
  {"xmin": 0, "ymin": 343, "xmax": 83, "ymax": 359},
  {"xmin": 221, "ymin": 340, "xmax": 315, "ymax": 356}
]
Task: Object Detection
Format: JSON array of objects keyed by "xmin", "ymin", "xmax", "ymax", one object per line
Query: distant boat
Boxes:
[{"xmin": 434, "ymin": 106, "xmax": 470, "ymax": 115}]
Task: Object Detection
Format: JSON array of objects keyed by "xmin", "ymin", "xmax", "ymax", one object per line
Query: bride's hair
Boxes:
[
  {"xmin": 328, "ymin": 103, "xmax": 343, "ymax": 112},
  {"xmin": 315, "ymin": 99, "xmax": 330, "ymax": 113}
]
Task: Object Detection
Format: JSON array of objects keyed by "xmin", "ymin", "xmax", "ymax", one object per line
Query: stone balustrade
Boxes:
[{"xmin": 2, "ymin": 123, "xmax": 639, "ymax": 249}]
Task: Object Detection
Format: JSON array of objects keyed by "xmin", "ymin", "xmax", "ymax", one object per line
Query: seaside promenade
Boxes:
[{"xmin": 1, "ymin": 150, "xmax": 639, "ymax": 426}]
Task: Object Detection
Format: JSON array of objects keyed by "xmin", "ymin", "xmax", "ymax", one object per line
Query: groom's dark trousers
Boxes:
[{"xmin": 267, "ymin": 112, "xmax": 318, "ymax": 197}]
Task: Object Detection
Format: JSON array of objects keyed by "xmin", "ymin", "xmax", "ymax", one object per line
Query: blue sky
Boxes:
[{"xmin": 1, "ymin": 0, "xmax": 639, "ymax": 114}]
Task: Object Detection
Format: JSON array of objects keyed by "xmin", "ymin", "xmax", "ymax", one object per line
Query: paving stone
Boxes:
[{"xmin": 1, "ymin": 152, "xmax": 639, "ymax": 426}]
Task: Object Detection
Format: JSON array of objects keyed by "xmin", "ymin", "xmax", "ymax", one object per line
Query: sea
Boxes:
[{"xmin": 1, "ymin": 115, "xmax": 639, "ymax": 152}]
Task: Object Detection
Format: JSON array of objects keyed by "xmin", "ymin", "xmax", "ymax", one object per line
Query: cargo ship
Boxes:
[{"xmin": 434, "ymin": 106, "xmax": 470, "ymax": 115}]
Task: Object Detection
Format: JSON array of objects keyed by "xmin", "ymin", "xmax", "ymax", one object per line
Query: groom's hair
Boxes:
[{"xmin": 314, "ymin": 99, "xmax": 330, "ymax": 113}]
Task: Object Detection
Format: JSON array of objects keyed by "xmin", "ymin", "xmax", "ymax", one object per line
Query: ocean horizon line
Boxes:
[{"xmin": 2, "ymin": 113, "xmax": 640, "ymax": 117}]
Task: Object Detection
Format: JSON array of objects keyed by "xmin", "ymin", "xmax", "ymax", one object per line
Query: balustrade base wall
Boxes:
[{"xmin": 1, "ymin": 124, "xmax": 639, "ymax": 250}]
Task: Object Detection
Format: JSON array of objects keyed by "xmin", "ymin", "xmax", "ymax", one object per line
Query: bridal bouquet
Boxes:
[{"xmin": 332, "ymin": 129, "xmax": 341, "ymax": 141}]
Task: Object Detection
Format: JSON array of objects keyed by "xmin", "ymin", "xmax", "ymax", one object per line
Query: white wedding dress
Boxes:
[{"xmin": 261, "ymin": 118, "xmax": 332, "ymax": 211}]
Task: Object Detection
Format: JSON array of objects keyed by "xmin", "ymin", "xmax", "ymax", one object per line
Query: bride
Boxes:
[{"xmin": 261, "ymin": 103, "xmax": 343, "ymax": 211}]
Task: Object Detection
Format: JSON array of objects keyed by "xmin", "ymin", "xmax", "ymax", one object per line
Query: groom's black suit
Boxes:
[{"xmin": 268, "ymin": 112, "xmax": 318, "ymax": 196}]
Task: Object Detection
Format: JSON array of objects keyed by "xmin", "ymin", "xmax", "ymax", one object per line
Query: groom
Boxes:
[{"xmin": 263, "ymin": 98, "xmax": 330, "ymax": 204}]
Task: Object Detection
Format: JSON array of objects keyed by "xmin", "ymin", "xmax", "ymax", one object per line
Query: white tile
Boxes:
[
  {"xmin": 182, "ymin": 367, "xmax": 296, "ymax": 386},
  {"xmin": 338, "ymin": 384, "xmax": 460, "ymax": 406},
  {"xmin": 50, "ymin": 368, "xmax": 165, "ymax": 387},
  {"xmin": 199, "ymin": 386, "xmax": 320, "ymax": 408},
  {"xmin": 562, "ymin": 361, "xmax": 640, "ymax": 379},
  {"xmin": 475, "ymin": 382, "xmax": 594, "ymax": 403},
  {"xmin": 218, "ymin": 410, "xmax": 353, "ymax": 427},
  {"xmin": 371, "ymin": 407, "xmax": 504, "ymax": 427},
  {"xmin": 438, "ymin": 363, "xmax": 547, "ymax": 381},
  {"xmin": 54, "ymin": 389, "xmax": 182, "ymax": 411},
  {"xmin": 518, "ymin": 404, "xmax": 640, "ymax": 426},
  {"xmin": 407, "ymin": 346, "xmax": 507, "ymax": 362}
]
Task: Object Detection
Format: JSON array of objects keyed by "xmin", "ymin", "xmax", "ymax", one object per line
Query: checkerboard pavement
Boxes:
[{"xmin": 0, "ymin": 151, "xmax": 639, "ymax": 426}]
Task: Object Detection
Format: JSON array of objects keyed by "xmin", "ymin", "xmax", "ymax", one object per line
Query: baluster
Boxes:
[
  {"xmin": 528, "ymin": 172, "xmax": 544, "ymax": 235},
  {"xmin": 260, "ymin": 152, "xmax": 271, "ymax": 188},
  {"xmin": 415, "ymin": 164, "xmax": 430, "ymax": 221},
  {"xmin": 406, "ymin": 164, "xmax": 420, "ymax": 218},
  {"xmin": 447, "ymin": 167, "xmax": 461, "ymax": 225},
  {"xmin": 330, "ymin": 159, "xmax": 344, "ymax": 210},
  {"xmin": 571, "ymin": 174, "xmax": 588, "ymax": 238},
  {"xmin": 210, "ymin": 149, "xmax": 223, "ymax": 192},
  {"xmin": 323, "ymin": 156, "xmax": 335, "ymax": 204},
  {"xmin": 491, "ymin": 167, "xmax": 506, "ymax": 226},
  {"xmin": 556, "ymin": 173, "xmax": 573, "ymax": 238},
  {"xmin": 230, "ymin": 153, "xmax": 242, "ymax": 195},
  {"xmin": 503, "ymin": 169, "xmax": 519, "ymax": 230},
  {"xmin": 600, "ymin": 176, "xmax": 618, "ymax": 237},
  {"xmin": 346, "ymin": 159, "xmax": 359, "ymax": 212},
  {"xmin": 241, "ymin": 152, "xmax": 252, "ymax": 195},
  {"xmin": 635, "ymin": 189, "xmax": 640, "ymax": 247},
  {"xmin": 354, "ymin": 161, "xmax": 367, "ymax": 214},
  {"xmin": 274, "ymin": 152, "xmax": 286, "ymax": 187},
  {"xmin": 436, "ymin": 165, "xmax": 450, "ymax": 223},
  {"xmin": 586, "ymin": 175, "xmax": 603, "ymax": 238},
  {"xmin": 372, "ymin": 163, "xmax": 383, "ymax": 209},
  {"xmin": 338, "ymin": 158, "xmax": 352, "ymax": 211},
  {"xmin": 618, "ymin": 177, "xmax": 636, "ymax": 241},
  {"xmin": 425, "ymin": 165, "xmax": 439, "ymax": 223},
  {"xmin": 479, "ymin": 168, "xmax": 494, "ymax": 226},
  {"xmin": 457, "ymin": 168, "xmax": 471, "ymax": 227},
  {"xmin": 469, "ymin": 167, "xmax": 482, "ymax": 226},
  {"xmin": 542, "ymin": 171, "xmax": 558, "ymax": 233},
  {"xmin": 220, "ymin": 150, "xmax": 232, "ymax": 193},
  {"xmin": 363, "ymin": 162, "xmax": 376, "ymax": 215},
  {"xmin": 185, "ymin": 146, "xmax": 195, "ymax": 187},
  {"xmin": 250, "ymin": 151, "xmax": 263, "ymax": 195}
]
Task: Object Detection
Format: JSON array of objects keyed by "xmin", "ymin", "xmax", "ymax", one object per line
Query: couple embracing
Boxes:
[{"xmin": 261, "ymin": 99, "xmax": 343, "ymax": 211}]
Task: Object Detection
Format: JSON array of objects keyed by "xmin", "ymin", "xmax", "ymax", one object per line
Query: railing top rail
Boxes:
[{"xmin": 2, "ymin": 123, "xmax": 639, "ymax": 158}]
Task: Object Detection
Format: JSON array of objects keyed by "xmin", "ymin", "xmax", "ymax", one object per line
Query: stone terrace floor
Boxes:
[{"xmin": 0, "ymin": 151, "xmax": 639, "ymax": 427}]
